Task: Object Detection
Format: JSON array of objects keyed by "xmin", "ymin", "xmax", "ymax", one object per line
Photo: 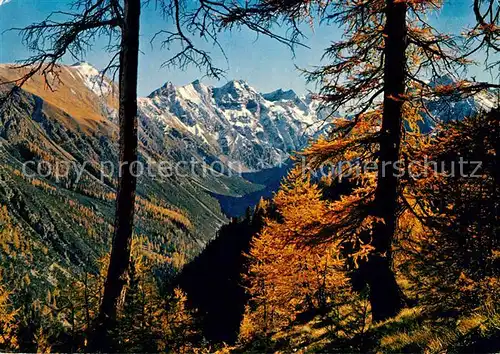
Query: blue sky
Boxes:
[{"xmin": 0, "ymin": 0, "xmax": 492, "ymax": 96}]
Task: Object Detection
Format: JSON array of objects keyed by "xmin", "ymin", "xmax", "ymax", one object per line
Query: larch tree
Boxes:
[
  {"xmin": 1, "ymin": 0, "xmax": 224, "ymax": 349},
  {"xmin": 401, "ymin": 108, "xmax": 500, "ymax": 297},
  {"xmin": 199, "ymin": 0, "xmax": 496, "ymax": 321},
  {"xmin": 239, "ymin": 168, "xmax": 357, "ymax": 342}
]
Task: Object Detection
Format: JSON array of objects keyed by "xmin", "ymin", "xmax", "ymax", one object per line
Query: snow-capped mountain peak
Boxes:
[
  {"xmin": 212, "ymin": 80, "xmax": 258, "ymax": 108},
  {"xmin": 138, "ymin": 79, "xmax": 322, "ymax": 171},
  {"xmin": 262, "ymin": 88, "xmax": 299, "ymax": 102},
  {"xmin": 71, "ymin": 61, "xmax": 113, "ymax": 97},
  {"xmin": 148, "ymin": 81, "xmax": 176, "ymax": 99},
  {"xmin": 71, "ymin": 61, "xmax": 99, "ymax": 74}
]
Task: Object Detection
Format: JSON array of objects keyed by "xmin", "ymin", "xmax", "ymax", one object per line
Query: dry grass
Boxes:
[
  {"xmin": 0, "ymin": 64, "xmax": 118, "ymax": 134},
  {"xmin": 375, "ymin": 306, "xmax": 497, "ymax": 353}
]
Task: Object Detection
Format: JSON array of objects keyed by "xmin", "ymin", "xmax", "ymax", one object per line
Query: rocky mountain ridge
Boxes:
[{"xmin": 139, "ymin": 78, "xmax": 322, "ymax": 172}]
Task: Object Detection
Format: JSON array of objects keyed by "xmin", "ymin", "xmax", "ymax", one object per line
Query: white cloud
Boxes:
[{"xmin": 0, "ymin": 0, "xmax": 12, "ymax": 6}]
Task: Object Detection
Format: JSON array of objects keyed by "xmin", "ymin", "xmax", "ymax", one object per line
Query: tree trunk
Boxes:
[
  {"xmin": 92, "ymin": 0, "xmax": 140, "ymax": 349},
  {"xmin": 363, "ymin": 0, "xmax": 408, "ymax": 322}
]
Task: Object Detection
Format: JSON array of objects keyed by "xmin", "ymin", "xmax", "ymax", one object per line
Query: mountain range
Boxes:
[
  {"xmin": 0, "ymin": 62, "xmax": 497, "ymax": 282},
  {"xmin": 0, "ymin": 62, "xmax": 325, "ymax": 281}
]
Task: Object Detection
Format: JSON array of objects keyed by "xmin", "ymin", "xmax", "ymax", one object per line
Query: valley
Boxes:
[{"xmin": 0, "ymin": 62, "xmax": 324, "ymax": 278}]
